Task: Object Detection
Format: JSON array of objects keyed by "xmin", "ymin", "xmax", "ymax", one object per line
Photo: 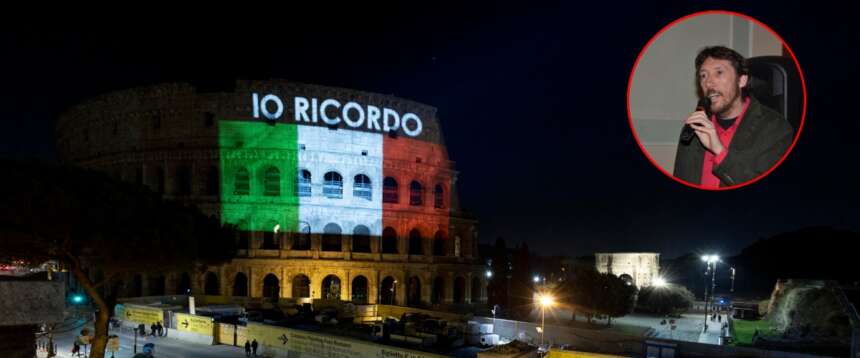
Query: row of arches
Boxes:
[
  {"xmin": 110, "ymin": 270, "xmax": 485, "ymax": 306},
  {"xmin": 115, "ymin": 163, "xmax": 450, "ymax": 210},
  {"xmin": 122, "ymin": 165, "xmax": 219, "ymax": 197},
  {"xmin": 204, "ymin": 272, "xmax": 482, "ymax": 305},
  {"xmin": 232, "ymin": 167, "xmax": 447, "ymax": 208},
  {"xmin": 243, "ymin": 224, "xmax": 457, "ymax": 256},
  {"xmin": 111, "ymin": 273, "xmax": 193, "ymax": 298}
]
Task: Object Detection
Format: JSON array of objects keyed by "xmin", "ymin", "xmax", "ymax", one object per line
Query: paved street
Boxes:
[
  {"xmin": 512, "ymin": 307, "xmax": 728, "ymax": 345},
  {"xmin": 611, "ymin": 312, "xmax": 727, "ymax": 344},
  {"xmin": 42, "ymin": 321, "xmax": 245, "ymax": 358}
]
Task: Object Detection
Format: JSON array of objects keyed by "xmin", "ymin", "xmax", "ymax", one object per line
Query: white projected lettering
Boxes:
[
  {"xmin": 259, "ymin": 94, "xmax": 284, "ymax": 120},
  {"xmin": 294, "ymin": 97, "xmax": 311, "ymax": 122},
  {"xmin": 401, "ymin": 113, "xmax": 422, "ymax": 137},
  {"xmin": 382, "ymin": 108, "xmax": 400, "ymax": 132},
  {"xmin": 253, "ymin": 93, "xmax": 422, "ymax": 137},
  {"xmin": 320, "ymin": 99, "xmax": 341, "ymax": 125},
  {"xmin": 342, "ymin": 102, "xmax": 365, "ymax": 128},
  {"xmin": 367, "ymin": 105, "xmax": 381, "ymax": 131}
]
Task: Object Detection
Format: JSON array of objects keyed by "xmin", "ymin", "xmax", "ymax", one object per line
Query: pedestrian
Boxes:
[
  {"xmin": 138, "ymin": 323, "xmax": 146, "ymax": 336},
  {"xmin": 251, "ymin": 339, "xmax": 258, "ymax": 356},
  {"xmin": 150, "ymin": 322, "xmax": 157, "ymax": 336},
  {"xmin": 72, "ymin": 341, "xmax": 80, "ymax": 357},
  {"xmin": 157, "ymin": 321, "xmax": 164, "ymax": 336},
  {"xmin": 244, "ymin": 340, "xmax": 251, "ymax": 357},
  {"xmin": 718, "ymin": 314, "xmax": 722, "ymax": 323}
]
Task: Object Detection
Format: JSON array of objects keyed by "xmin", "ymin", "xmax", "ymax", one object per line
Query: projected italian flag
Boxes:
[{"xmin": 218, "ymin": 120, "xmax": 449, "ymax": 245}]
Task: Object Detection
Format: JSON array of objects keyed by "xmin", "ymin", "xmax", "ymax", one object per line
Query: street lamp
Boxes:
[
  {"xmin": 730, "ymin": 267, "xmax": 736, "ymax": 293},
  {"xmin": 653, "ymin": 277, "xmax": 667, "ymax": 288},
  {"xmin": 537, "ymin": 293, "xmax": 555, "ymax": 348},
  {"xmin": 701, "ymin": 255, "xmax": 720, "ymax": 329},
  {"xmin": 491, "ymin": 304, "xmax": 499, "ymax": 329}
]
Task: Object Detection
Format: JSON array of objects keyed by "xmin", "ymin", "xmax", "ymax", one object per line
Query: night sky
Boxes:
[{"xmin": 2, "ymin": 2, "xmax": 856, "ymax": 259}]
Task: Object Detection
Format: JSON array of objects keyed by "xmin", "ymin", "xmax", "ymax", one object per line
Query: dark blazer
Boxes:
[{"xmin": 673, "ymin": 96, "xmax": 794, "ymax": 187}]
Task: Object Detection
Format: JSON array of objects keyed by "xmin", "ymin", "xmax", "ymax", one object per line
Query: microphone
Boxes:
[{"xmin": 681, "ymin": 97, "xmax": 712, "ymax": 143}]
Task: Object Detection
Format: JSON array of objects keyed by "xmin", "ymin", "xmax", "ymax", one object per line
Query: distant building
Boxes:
[
  {"xmin": 595, "ymin": 252, "xmax": 660, "ymax": 287},
  {"xmin": 0, "ymin": 274, "xmax": 64, "ymax": 358}
]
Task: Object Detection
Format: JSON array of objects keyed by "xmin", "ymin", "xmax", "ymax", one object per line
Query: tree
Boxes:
[
  {"xmin": 563, "ymin": 266, "xmax": 602, "ymax": 324},
  {"xmin": 509, "ymin": 242, "xmax": 532, "ymax": 319},
  {"xmin": 636, "ymin": 285, "xmax": 695, "ymax": 316},
  {"xmin": 596, "ymin": 273, "xmax": 637, "ymax": 327},
  {"xmin": 488, "ymin": 237, "xmax": 509, "ymax": 308},
  {"xmin": 563, "ymin": 268, "xmax": 637, "ymax": 326},
  {"xmin": 0, "ymin": 160, "xmax": 236, "ymax": 358}
]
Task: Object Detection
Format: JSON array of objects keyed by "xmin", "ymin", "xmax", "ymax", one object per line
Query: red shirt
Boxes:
[{"xmin": 701, "ymin": 97, "xmax": 751, "ymax": 188}]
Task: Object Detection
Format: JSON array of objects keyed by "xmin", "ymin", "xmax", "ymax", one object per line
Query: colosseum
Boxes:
[{"xmin": 55, "ymin": 80, "xmax": 484, "ymax": 309}]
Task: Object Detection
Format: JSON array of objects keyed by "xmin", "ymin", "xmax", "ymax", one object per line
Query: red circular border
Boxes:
[{"xmin": 626, "ymin": 10, "xmax": 807, "ymax": 191}]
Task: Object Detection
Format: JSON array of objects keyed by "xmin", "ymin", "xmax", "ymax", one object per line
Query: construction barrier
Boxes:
[
  {"xmin": 244, "ymin": 322, "xmax": 447, "ymax": 358},
  {"xmin": 216, "ymin": 323, "xmax": 248, "ymax": 346},
  {"xmin": 169, "ymin": 312, "xmax": 215, "ymax": 345},
  {"xmin": 115, "ymin": 304, "xmax": 166, "ymax": 327},
  {"xmin": 547, "ymin": 349, "xmax": 627, "ymax": 358}
]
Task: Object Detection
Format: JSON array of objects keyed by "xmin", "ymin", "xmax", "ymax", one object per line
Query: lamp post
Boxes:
[
  {"xmin": 537, "ymin": 294, "xmax": 554, "ymax": 348},
  {"xmin": 730, "ymin": 267, "xmax": 736, "ymax": 293},
  {"xmin": 701, "ymin": 255, "xmax": 719, "ymax": 329}
]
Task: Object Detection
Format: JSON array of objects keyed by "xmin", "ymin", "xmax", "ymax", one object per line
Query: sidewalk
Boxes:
[
  {"xmin": 48, "ymin": 322, "xmax": 243, "ymax": 358},
  {"xmin": 697, "ymin": 312, "xmax": 728, "ymax": 345}
]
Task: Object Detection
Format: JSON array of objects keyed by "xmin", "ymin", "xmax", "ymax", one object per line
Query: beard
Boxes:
[{"xmin": 706, "ymin": 84, "xmax": 743, "ymax": 118}]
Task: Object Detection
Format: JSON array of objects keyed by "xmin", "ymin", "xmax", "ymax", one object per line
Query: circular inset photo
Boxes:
[{"xmin": 627, "ymin": 10, "xmax": 806, "ymax": 190}]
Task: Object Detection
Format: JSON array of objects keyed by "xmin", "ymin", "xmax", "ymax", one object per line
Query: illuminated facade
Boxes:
[
  {"xmin": 55, "ymin": 80, "xmax": 484, "ymax": 307},
  {"xmin": 595, "ymin": 252, "xmax": 660, "ymax": 288}
]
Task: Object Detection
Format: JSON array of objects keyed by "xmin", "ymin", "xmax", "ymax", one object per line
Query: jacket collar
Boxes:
[{"xmin": 726, "ymin": 96, "xmax": 764, "ymax": 151}]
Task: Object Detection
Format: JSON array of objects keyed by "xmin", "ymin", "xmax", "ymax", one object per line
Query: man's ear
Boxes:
[{"xmin": 739, "ymin": 74, "xmax": 749, "ymax": 89}]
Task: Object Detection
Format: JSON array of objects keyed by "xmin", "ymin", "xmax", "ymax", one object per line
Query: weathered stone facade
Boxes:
[
  {"xmin": 56, "ymin": 80, "xmax": 485, "ymax": 307},
  {"xmin": 595, "ymin": 252, "xmax": 660, "ymax": 288}
]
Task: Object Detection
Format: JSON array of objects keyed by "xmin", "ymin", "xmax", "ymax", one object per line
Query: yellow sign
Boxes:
[
  {"xmin": 175, "ymin": 313, "xmax": 214, "ymax": 336},
  {"xmin": 217, "ymin": 323, "xmax": 248, "ymax": 346},
  {"xmin": 119, "ymin": 304, "xmax": 163, "ymax": 325},
  {"xmin": 548, "ymin": 349, "xmax": 627, "ymax": 358}
]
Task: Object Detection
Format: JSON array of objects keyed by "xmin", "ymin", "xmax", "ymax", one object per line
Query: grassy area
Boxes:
[{"xmin": 731, "ymin": 318, "xmax": 776, "ymax": 345}]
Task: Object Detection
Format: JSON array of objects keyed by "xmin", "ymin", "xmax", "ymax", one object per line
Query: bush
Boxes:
[{"xmin": 636, "ymin": 285, "xmax": 695, "ymax": 315}]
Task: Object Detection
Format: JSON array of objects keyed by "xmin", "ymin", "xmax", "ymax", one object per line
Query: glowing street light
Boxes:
[
  {"xmin": 539, "ymin": 295, "xmax": 554, "ymax": 307},
  {"xmin": 701, "ymin": 254, "xmax": 720, "ymax": 329},
  {"xmin": 653, "ymin": 277, "xmax": 667, "ymax": 288},
  {"xmin": 533, "ymin": 275, "xmax": 540, "ymax": 283},
  {"xmin": 536, "ymin": 293, "xmax": 555, "ymax": 348},
  {"xmin": 486, "ymin": 270, "xmax": 493, "ymax": 278}
]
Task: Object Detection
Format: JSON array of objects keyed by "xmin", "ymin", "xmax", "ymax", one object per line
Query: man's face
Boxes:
[{"xmin": 698, "ymin": 57, "xmax": 748, "ymax": 118}]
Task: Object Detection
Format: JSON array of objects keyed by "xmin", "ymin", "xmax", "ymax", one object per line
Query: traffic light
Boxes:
[{"xmin": 70, "ymin": 293, "xmax": 85, "ymax": 304}]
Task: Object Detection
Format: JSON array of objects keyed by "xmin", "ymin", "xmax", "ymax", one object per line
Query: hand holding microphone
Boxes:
[
  {"xmin": 681, "ymin": 97, "xmax": 711, "ymax": 142},
  {"xmin": 682, "ymin": 97, "xmax": 724, "ymax": 156}
]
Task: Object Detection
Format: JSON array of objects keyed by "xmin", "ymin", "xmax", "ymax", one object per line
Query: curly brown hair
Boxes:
[{"xmin": 695, "ymin": 46, "xmax": 750, "ymax": 98}]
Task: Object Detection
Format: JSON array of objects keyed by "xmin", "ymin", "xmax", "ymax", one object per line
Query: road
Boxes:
[
  {"xmin": 611, "ymin": 312, "xmax": 727, "ymax": 344},
  {"xmin": 505, "ymin": 307, "xmax": 728, "ymax": 345},
  {"xmin": 43, "ymin": 322, "xmax": 245, "ymax": 358}
]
